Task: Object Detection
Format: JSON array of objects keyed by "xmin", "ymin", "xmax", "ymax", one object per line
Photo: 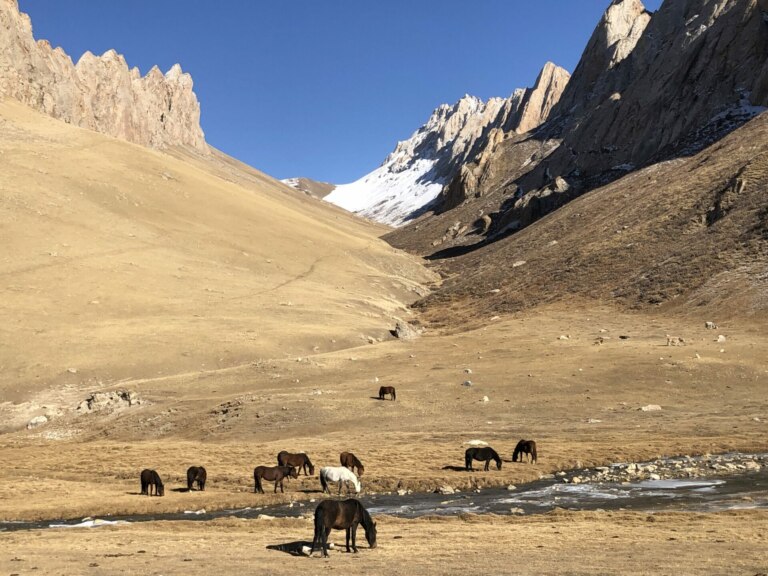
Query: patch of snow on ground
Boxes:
[{"xmin": 325, "ymin": 159, "xmax": 445, "ymax": 227}]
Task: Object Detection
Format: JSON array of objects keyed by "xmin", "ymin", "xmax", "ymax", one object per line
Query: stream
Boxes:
[{"xmin": 1, "ymin": 453, "xmax": 766, "ymax": 532}]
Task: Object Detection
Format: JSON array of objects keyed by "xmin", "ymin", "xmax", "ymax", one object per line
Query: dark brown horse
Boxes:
[
  {"xmin": 277, "ymin": 451, "xmax": 315, "ymax": 476},
  {"xmin": 340, "ymin": 452, "xmax": 364, "ymax": 476},
  {"xmin": 186, "ymin": 466, "xmax": 207, "ymax": 491},
  {"xmin": 378, "ymin": 386, "xmax": 396, "ymax": 401},
  {"xmin": 254, "ymin": 465, "xmax": 298, "ymax": 493},
  {"xmin": 140, "ymin": 469, "xmax": 164, "ymax": 496},
  {"xmin": 310, "ymin": 498, "xmax": 377, "ymax": 557},
  {"xmin": 513, "ymin": 439, "xmax": 537, "ymax": 464},
  {"xmin": 464, "ymin": 447, "xmax": 502, "ymax": 471}
]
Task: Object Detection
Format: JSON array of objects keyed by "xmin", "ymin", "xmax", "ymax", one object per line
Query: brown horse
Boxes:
[
  {"xmin": 186, "ymin": 466, "xmax": 207, "ymax": 491},
  {"xmin": 513, "ymin": 439, "xmax": 537, "ymax": 464},
  {"xmin": 378, "ymin": 386, "xmax": 396, "ymax": 401},
  {"xmin": 310, "ymin": 499, "xmax": 377, "ymax": 557},
  {"xmin": 464, "ymin": 447, "xmax": 502, "ymax": 471},
  {"xmin": 340, "ymin": 452, "xmax": 364, "ymax": 476},
  {"xmin": 277, "ymin": 451, "xmax": 315, "ymax": 476},
  {"xmin": 254, "ymin": 465, "xmax": 298, "ymax": 493},
  {"xmin": 140, "ymin": 469, "xmax": 164, "ymax": 496}
]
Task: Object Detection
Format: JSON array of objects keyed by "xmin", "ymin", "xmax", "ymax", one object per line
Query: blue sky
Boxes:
[{"xmin": 19, "ymin": 1, "xmax": 662, "ymax": 183}]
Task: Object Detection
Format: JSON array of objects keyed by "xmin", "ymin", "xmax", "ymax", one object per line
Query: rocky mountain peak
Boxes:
[
  {"xmin": 325, "ymin": 62, "xmax": 570, "ymax": 225},
  {"xmin": 0, "ymin": 0, "xmax": 207, "ymax": 152}
]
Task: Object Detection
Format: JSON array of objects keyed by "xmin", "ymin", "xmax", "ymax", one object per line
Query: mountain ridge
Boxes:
[{"xmin": 0, "ymin": 0, "xmax": 207, "ymax": 151}]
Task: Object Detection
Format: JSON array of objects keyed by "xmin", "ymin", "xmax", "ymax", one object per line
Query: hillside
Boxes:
[
  {"xmin": 399, "ymin": 111, "xmax": 768, "ymax": 327},
  {"xmin": 0, "ymin": 100, "xmax": 435, "ymax": 420}
]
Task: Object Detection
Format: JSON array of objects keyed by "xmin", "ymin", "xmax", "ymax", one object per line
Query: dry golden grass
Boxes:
[
  {"xmin": 2, "ymin": 100, "xmax": 768, "ymax": 574},
  {"xmin": 1, "ymin": 512, "xmax": 767, "ymax": 575}
]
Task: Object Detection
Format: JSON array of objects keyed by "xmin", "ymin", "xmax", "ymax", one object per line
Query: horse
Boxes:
[
  {"xmin": 378, "ymin": 386, "xmax": 396, "ymax": 401},
  {"xmin": 253, "ymin": 465, "xmax": 298, "ymax": 493},
  {"xmin": 320, "ymin": 466, "xmax": 361, "ymax": 495},
  {"xmin": 277, "ymin": 451, "xmax": 315, "ymax": 476},
  {"xmin": 140, "ymin": 469, "xmax": 164, "ymax": 496},
  {"xmin": 186, "ymin": 466, "xmax": 207, "ymax": 491},
  {"xmin": 464, "ymin": 447, "xmax": 502, "ymax": 471},
  {"xmin": 310, "ymin": 498, "xmax": 377, "ymax": 557},
  {"xmin": 340, "ymin": 451, "xmax": 364, "ymax": 477},
  {"xmin": 512, "ymin": 439, "xmax": 537, "ymax": 464}
]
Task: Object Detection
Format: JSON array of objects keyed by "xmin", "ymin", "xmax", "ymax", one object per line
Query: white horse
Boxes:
[{"xmin": 319, "ymin": 466, "xmax": 361, "ymax": 495}]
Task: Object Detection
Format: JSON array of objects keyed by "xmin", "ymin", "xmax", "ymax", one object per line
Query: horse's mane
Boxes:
[{"xmin": 357, "ymin": 501, "xmax": 373, "ymax": 530}]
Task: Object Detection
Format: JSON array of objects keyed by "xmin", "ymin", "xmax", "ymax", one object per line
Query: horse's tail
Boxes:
[
  {"xmin": 531, "ymin": 442, "xmax": 538, "ymax": 463},
  {"xmin": 311, "ymin": 505, "xmax": 326, "ymax": 556},
  {"xmin": 254, "ymin": 468, "xmax": 261, "ymax": 493},
  {"xmin": 392, "ymin": 388, "xmax": 396, "ymax": 401},
  {"xmin": 320, "ymin": 470, "xmax": 329, "ymax": 493},
  {"xmin": 465, "ymin": 450, "xmax": 472, "ymax": 470}
]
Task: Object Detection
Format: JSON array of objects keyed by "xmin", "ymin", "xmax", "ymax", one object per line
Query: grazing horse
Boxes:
[
  {"xmin": 464, "ymin": 447, "xmax": 502, "ymax": 471},
  {"xmin": 310, "ymin": 498, "xmax": 377, "ymax": 557},
  {"xmin": 378, "ymin": 386, "xmax": 396, "ymax": 401},
  {"xmin": 253, "ymin": 465, "xmax": 298, "ymax": 493},
  {"xmin": 186, "ymin": 466, "xmax": 207, "ymax": 491},
  {"xmin": 512, "ymin": 439, "xmax": 537, "ymax": 464},
  {"xmin": 140, "ymin": 469, "xmax": 164, "ymax": 496},
  {"xmin": 277, "ymin": 451, "xmax": 315, "ymax": 476},
  {"xmin": 320, "ymin": 466, "xmax": 361, "ymax": 495},
  {"xmin": 339, "ymin": 451, "xmax": 364, "ymax": 477}
]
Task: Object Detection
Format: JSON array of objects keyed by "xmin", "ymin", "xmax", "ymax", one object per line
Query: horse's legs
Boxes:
[
  {"xmin": 484, "ymin": 459, "xmax": 490, "ymax": 471},
  {"xmin": 338, "ymin": 480, "xmax": 343, "ymax": 496},
  {"xmin": 345, "ymin": 527, "xmax": 351, "ymax": 553},
  {"xmin": 351, "ymin": 522, "xmax": 359, "ymax": 553}
]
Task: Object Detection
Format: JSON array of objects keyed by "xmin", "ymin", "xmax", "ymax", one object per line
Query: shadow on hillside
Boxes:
[{"xmin": 425, "ymin": 240, "xmax": 488, "ymax": 261}]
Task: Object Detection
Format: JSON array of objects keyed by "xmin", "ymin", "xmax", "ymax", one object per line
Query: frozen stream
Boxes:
[{"xmin": 1, "ymin": 454, "xmax": 766, "ymax": 532}]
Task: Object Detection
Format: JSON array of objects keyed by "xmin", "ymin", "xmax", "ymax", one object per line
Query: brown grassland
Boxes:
[{"xmin": 1, "ymin": 100, "xmax": 767, "ymax": 574}]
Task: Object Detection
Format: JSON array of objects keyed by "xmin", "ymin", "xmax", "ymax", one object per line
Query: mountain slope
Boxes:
[
  {"xmin": 0, "ymin": 0, "xmax": 206, "ymax": 151},
  {"xmin": 387, "ymin": 0, "xmax": 768, "ymax": 256},
  {"xmin": 0, "ymin": 100, "xmax": 435, "ymax": 403},
  {"xmin": 324, "ymin": 62, "xmax": 570, "ymax": 226},
  {"xmin": 412, "ymin": 111, "xmax": 768, "ymax": 327}
]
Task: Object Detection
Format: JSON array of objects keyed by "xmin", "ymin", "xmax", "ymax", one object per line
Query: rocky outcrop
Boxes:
[
  {"xmin": 325, "ymin": 62, "xmax": 570, "ymax": 225},
  {"xmin": 0, "ymin": 0, "xmax": 207, "ymax": 151},
  {"xmin": 388, "ymin": 0, "xmax": 768, "ymax": 256}
]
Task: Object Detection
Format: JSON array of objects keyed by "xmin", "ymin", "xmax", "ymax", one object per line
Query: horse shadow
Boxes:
[
  {"xmin": 266, "ymin": 540, "xmax": 314, "ymax": 557},
  {"xmin": 170, "ymin": 487, "xmax": 191, "ymax": 493},
  {"xmin": 441, "ymin": 465, "xmax": 467, "ymax": 472},
  {"xmin": 370, "ymin": 396, "xmax": 386, "ymax": 401}
]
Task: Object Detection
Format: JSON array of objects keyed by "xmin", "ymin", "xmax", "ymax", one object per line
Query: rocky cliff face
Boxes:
[
  {"xmin": 324, "ymin": 62, "xmax": 570, "ymax": 225},
  {"xmin": 387, "ymin": 0, "xmax": 768, "ymax": 254},
  {"xmin": 0, "ymin": 0, "xmax": 207, "ymax": 151}
]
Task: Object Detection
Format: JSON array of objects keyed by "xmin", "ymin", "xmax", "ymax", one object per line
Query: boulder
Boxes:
[
  {"xmin": 393, "ymin": 320, "xmax": 420, "ymax": 341},
  {"xmin": 26, "ymin": 415, "xmax": 48, "ymax": 429},
  {"xmin": 640, "ymin": 404, "xmax": 662, "ymax": 412}
]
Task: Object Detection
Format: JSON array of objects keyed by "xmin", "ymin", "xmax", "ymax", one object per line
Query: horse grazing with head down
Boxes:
[
  {"xmin": 253, "ymin": 465, "xmax": 298, "ymax": 494},
  {"xmin": 340, "ymin": 452, "xmax": 364, "ymax": 477},
  {"xmin": 140, "ymin": 469, "xmax": 164, "ymax": 496},
  {"xmin": 310, "ymin": 498, "xmax": 377, "ymax": 557},
  {"xmin": 320, "ymin": 466, "xmax": 361, "ymax": 495},
  {"xmin": 513, "ymin": 439, "xmax": 537, "ymax": 464},
  {"xmin": 277, "ymin": 451, "xmax": 315, "ymax": 476},
  {"xmin": 186, "ymin": 466, "xmax": 207, "ymax": 491},
  {"xmin": 464, "ymin": 447, "xmax": 502, "ymax": 471},
  {"xmin": 378, "ymin": 386, "xmax": 396, "ymax": 401}
]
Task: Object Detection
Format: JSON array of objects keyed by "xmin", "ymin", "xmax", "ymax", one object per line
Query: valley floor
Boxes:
[
  {"xmin": 1, "ymin": 511, "xmax": 767, "ymax": 575},
  {"xmin": 1, "ymin": 305, "xmax": 767, "ymax": 573}
]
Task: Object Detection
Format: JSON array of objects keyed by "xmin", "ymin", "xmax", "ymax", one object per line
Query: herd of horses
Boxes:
[
  {"xmin": 138, "ymin": 439, "xmax": 535, "ymax": 558},
  {"xmin": 140, "ymin": 440, "xmax": 536, "ymax": 497}
]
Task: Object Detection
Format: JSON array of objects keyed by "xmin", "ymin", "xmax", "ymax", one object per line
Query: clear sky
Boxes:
[{"xmin": 18, "ymin": 1, "xmax": 662, "ymax": 184}]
